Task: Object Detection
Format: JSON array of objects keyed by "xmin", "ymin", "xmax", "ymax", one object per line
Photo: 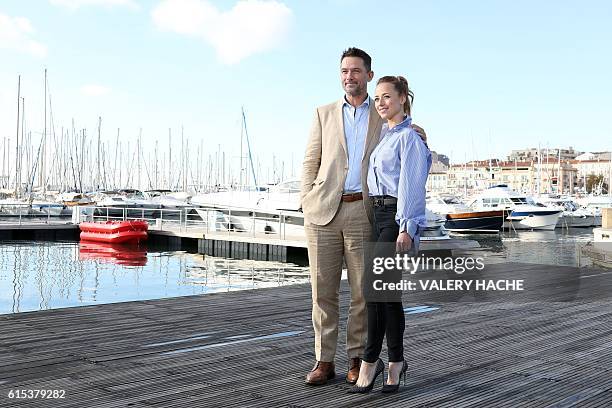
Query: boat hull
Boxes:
[
  {"xmin": 505, "ymin": 210, "xmax": 561, "ymax": 230},
  {"xmin": 444, "ymin": 210, "xmax": 505, "ymax": 233}
]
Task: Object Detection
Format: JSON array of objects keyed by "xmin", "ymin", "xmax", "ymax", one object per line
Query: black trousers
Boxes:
[{"xmin": 363, "ymin": 203, "xmax": 405, "ymax": 363}]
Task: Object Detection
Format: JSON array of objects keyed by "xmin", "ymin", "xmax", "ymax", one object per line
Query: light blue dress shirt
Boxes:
[
  {"xmin": 367, "ymin": 115, "xmax": 432, "ymax": 239},
  {"xmin": 342, "ymin": 96, "xmax": 370, "ymax": 193}
]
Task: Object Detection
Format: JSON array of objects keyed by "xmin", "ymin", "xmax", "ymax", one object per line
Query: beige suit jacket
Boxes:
[{"xmin": 301, "ymin": 98, "xmax": 383, "ymax": 226}]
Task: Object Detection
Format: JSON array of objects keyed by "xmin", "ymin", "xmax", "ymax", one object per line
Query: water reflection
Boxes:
[
  {"xmin": 462, "ymin": 228, "xmax": 593, "ymax": 266},
  {"xmin": 79, "ymin": 242, "xmax": 148, "ymax": 266},
  {"xmin": 0, "ymin": 241, "xmax": 309, "ymax": 314},
  {"xmin": 0, "ymin": 229, "xmax": 594, "ymax": 314}
]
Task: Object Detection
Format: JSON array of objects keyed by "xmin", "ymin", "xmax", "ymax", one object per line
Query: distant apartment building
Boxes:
[
  {"xmin": 447, "ymin": 160, "xmax": 499, "ymax": 192},
  {"xmin": 427, "ymin": 171, "xmax": 448, "ymax": 191},
  {"xmin": 429, "ymin": 147, "xmax": 609, "ymax": 194},
  {"xmin": 446, "ymin": 158, "xmax": 577, "ymax": 194},
  {"xmin": 427, "ymin": 151, "xmax": 450, "ymax": 191},
  {"xmin": 507, "ymin": 147, "xmax": 580, "ymax": 162},
  {"xmin": 571, "ymin": 151, "xmax": 612, "ymax": 192}
]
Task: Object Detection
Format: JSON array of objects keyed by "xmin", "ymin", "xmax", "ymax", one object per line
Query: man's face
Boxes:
[{"xmin": 340, "ymin": 56, "xmax": 373, "ymax": 97}]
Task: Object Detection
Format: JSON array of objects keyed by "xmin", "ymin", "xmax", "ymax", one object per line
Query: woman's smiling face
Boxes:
[{"xmin": 374, "ymin": 82, "xmax": 406, "ymax": 120}]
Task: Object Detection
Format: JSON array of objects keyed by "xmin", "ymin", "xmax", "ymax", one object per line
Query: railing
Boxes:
[
  {"xmin": 76, "ymin": 205, "xmax": 304, "ymax": 241},
  {"xmin": 0, "ymin": 204, "xmax": 61, "ymax": 225}
]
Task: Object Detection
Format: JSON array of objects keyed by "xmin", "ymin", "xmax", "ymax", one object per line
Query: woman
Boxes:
[{"xmin": 349, "ymin": 76, "xmax": 431, "ymax": 393}]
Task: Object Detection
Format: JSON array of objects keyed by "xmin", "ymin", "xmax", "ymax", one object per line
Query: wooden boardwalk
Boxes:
[{"xmin": 0, "ymin": 262, "xmax": 611, "ymax": 407}]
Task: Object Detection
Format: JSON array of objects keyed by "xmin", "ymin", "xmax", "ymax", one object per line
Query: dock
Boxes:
[
  {"xmin": 1, "ymin": 262, "xmax": 611, "ymax": 407},
  {"xmin": 0, "ymin": 218, "xmax": 480, "ymax": 265}
]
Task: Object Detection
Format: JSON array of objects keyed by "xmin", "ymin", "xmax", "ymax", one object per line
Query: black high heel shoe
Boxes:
[
  {"xmin": 347, "ymin": 358, "xmax": 384, "ymax": 394},
  {"xmin": 381, "ymin": 360, "xmax": 408, "ymax": 393}
]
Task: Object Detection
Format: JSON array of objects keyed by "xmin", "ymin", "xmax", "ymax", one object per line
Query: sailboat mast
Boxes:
[
  {"xmin": 558, "ymin": 148, "xmax": 562, "ymax": 194},
  {"xmin": 182, "ymin": 126, "xmax": 187, "ymax": 191},
  {"xmin": 138, "ymin": 128, "xmax": 142, "ymax": 190},
  {"xmin": 241, "ymin": 107, "xmax": 258, "ymax": 188},
  {"xmin": 14, "ymin": 75, "xmax": 21, "ymax": 197},
  {"xmin": 239, "ymin": 117, "xmax": 244, "ymax": 189},
  {"xmin": 96, "ymin": 116, "xmax": 101, "ymax": 190},
  {"xmin": 40, "ymin": 68, "xmax": 47, "ymax": 192}
]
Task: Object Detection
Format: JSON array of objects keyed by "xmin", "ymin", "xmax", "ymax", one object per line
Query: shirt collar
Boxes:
[
  {"xmin": 343, "ymin": 95, "xmax": 370, "ymax": 109},
  {"xmin": 382, "ymin": 115, "xmax": 412, "ymax": 133}
]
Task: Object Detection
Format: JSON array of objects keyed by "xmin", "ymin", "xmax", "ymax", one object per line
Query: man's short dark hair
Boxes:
[{"xmin": 341, "ymin": 47, "xmax": 372, "ymax": 72}]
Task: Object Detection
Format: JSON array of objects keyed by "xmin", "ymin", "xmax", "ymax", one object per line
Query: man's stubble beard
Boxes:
[{"xmin": 345, "ymin": 84, "xmax": 367, "ymax": 98}]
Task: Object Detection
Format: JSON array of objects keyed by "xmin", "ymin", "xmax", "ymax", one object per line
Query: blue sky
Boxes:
[{"xmin": 1, "ymin": 0, "xmax": 611, "ymax": 183}]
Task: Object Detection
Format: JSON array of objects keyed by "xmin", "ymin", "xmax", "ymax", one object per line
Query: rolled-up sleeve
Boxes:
[{"xmin": 396, "ymin": 130, "xmax": 432, "ymax": 239}]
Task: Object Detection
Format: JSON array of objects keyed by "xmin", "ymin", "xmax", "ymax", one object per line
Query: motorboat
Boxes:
[
  {"xmin": 427, "ymin": 194, "xmax": 505, "ymax": 233},
  {"xmin": 576, "ymin": 195, "xmax": 611, "ymax": 226},
  {"xmin": 117, "ymin": 189, "xmax": 161, "ymax": 218},
  {"xmin": 535, "ymin": 195, "xmax": 597, "ymax": 228},
  {"xmin": 144, "ymin": 190, "xmax": 192, "ymax": 209},
  {"xmin": 192, "ymin": 179, "xmax": 450, "ymax": 240},
  {"xmin": 422, "ymin": 209, "xmax": 451, "ymax": 240},
  {"xmin": 0, "ymin": 199, "xmax": 39, "ymax": 216},
  {"xmin": 466, "ymin": 185, "xmax": 562, "ymax": 230},
  {"xmin": 32, "ymin": 200, "xmax": 68, "ymax": 217},
  {"xmin": 577, "ymin": 195, "xmax": 612, "ymax": 211},
  {"xmin": 93, "ymin": 191, "xmax": 158, "ymax": 219},
  {"xmin": 57, "ymin": 192, "xmax": 96, "ymax": 207}
]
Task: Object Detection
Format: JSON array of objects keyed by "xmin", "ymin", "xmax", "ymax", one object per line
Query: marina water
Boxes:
[{"xmin": 0, "ymin": 228, "xmax": 593, "ymax": 315}]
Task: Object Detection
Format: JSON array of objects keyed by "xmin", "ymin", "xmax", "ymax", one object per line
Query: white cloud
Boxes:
[
  {"xmin": 151, "ymin": 0, "xmax": 293, "ymax": 64},
  {"xmin": 49, "ymin": 0, "xmax": 139, "ymax": 10},
  {"xmin": 0, "ymin": 13, "xmax": 47, "ymax": 58},
  {"xmin": 81, "ymin": 84, "xmax": 111, "ymax": 96}
]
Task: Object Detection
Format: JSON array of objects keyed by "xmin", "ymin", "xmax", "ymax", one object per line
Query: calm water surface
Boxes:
[
  {"xmin": 0, "ymin": 228, "xmax": 595, "ymax": 314},
  {"xmin": 465, "ymin": 228, "xmax": 593, "ymax": 266},
  {"xmin": 0, "ymin": 241, "xmax": 309, "ymax": 314}
]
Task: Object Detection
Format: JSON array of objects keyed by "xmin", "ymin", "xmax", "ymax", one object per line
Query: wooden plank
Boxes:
[{"xmin": 0, "ymin": 263, "xmax": 610, "ymax": 407}]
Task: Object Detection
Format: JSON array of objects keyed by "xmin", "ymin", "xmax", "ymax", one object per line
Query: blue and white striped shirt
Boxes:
[
  {"xmin": 367, "ymin": 115, "xmax": 432, "ymax": 239},
  {"xmin": 342, "ymin": 96, "xmax": 370, "ymax": 193}
]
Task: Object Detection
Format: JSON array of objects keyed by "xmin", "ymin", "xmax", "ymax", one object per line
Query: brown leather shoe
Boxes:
[
  {"xmin": 305, "ymin": 361, "xmax": 335, "ymax": 385},
  {"xmin": 346, "ymin": 358, "xmax": 361, "ymax": 384}
]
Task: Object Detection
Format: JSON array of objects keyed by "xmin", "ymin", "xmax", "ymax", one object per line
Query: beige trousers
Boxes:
[{"xmin": 305, "ymin": 200, "xmax": 372, "ymax": 362}]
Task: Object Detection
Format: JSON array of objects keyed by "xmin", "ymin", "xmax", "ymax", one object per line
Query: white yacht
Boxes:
[
  {"xmin": 190, "ymin": 181, "xmax": 304, "ymax": 237},
  {"xmin": 0, "ymin": 199, "xmax": 39, "ymax": 216},
  {"xmin": 576, "ymin": 195, "xmax": 611, "ymax": 226},
  {"xmin": 427, "ymin": 193, "xmax": 505, "ymax": 233},
  {"xmin": 32, "ymin": 200, "xmax": 68, "ymax": 217},
  {"xmin": 144, "ymin": 190, "xmax": 192, "ymax": 210},
  {"xmin": 535, "ymin": 195, "xmax": 597, "ymax": 228},
  {"xmin": 467, "ymin": 185, "xmax": 562, "ymax": 230},
  {"xmin": 191, "ymin": 180, "xmax": 449, "ymax": 240},
  {"xmin": 92, "ymin": 191, "xmax": 157, "ymax": 219}
]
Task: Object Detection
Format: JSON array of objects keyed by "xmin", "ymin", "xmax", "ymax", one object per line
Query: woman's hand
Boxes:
[
  {"xmin": 411, "ymin": 123, "xmax": 427, "ymax": 144},
  {"xmin": 396, "ymin": 232, "xmax": 413, "ymax": 253}
]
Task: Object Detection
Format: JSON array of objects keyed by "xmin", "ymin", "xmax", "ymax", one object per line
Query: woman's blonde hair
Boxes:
[{"xmin": 376, "ymin": 75, "xmax": 414, "ymax": 115}]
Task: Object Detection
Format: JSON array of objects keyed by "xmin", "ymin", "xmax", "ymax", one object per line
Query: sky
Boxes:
[{"xmin": 0, "ymin": 0, "xmax": 611, "ymax": 183}]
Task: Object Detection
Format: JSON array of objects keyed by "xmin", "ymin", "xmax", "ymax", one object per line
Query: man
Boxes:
[{"xmin": 301, "ymin": 47, "xmax": 427, "ymax": 385}]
